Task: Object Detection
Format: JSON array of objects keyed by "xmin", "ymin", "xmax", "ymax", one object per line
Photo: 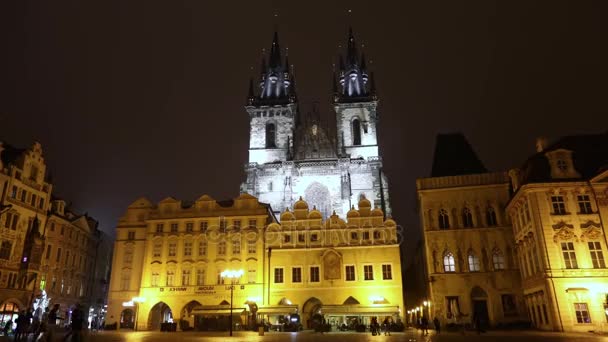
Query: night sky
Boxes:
[{"xmin": 1, "ymin": 1, "xmax": 607, "ymax": 261}]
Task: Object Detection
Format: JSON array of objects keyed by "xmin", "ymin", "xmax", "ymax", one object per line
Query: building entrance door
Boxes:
[{"xmin": 472, "ymin": 300, "xmax": 489, "ymax": 329}]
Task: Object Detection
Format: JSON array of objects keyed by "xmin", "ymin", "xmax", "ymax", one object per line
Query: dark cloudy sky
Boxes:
[{"xmin": 1, "ymin": 1, "xmax": 606, "ymax": 257}]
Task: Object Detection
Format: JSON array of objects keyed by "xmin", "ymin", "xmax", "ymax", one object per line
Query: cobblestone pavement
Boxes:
[{"xmin": 81, "ymin": 329, "xmax": 608, "ymax": 342}]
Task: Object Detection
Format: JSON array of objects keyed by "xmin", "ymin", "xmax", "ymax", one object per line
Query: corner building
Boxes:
[
  {"xmin": 107, "ymin": 194, "xmax": 273, "ymax": 331},
  {"xmin": 506, "ymin": 133, "xmax": 608, "ymax": 332},
  {"xmin": 242, "ymin": 29, "xmax": 391, "ymax": 219},
  {"xmin": 416, "ymin": 134, "xmax": 527, "ymax": 329}
]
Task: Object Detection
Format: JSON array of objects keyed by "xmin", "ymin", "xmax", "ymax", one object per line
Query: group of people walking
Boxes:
[
  {"xmin": 370, "ymin": 317, "xmax": 393, "ymax": 336},
  {"xmin": 2, "ymin": 303, "xmax": 88, "ymax": 341}
]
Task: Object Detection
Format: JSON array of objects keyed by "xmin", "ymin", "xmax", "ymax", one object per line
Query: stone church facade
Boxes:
[{"xmin": 241, "ymin": 30, "xmax": 391, "ymax": 219}]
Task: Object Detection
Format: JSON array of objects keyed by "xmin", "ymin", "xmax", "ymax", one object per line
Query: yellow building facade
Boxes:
[
  {"xmin": 417, "ymin": 172, "xmax": 527, "ymax": 328},
  {"xmin": 107, "ymin": 194, "xmax": 405, "ymax": 331},
  {"xmin": 267, "ymin": 197, "xmax": 404, "ymax": 329},
  {"xmin": 506, "ymin": 134, "xmax": 608, "ymax": 332}
]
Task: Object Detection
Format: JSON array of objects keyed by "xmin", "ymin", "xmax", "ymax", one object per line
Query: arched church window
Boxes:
[
  {"xmin": 438, "ymin": 209, "xmax": 450, "ymax": 230},
  {"xmin": 492, "ymin": 249, "xmax": 505, "ymax": 270},
  {"xmin": 486, "ymin": 207, "xmax": 497, "ymax": 226},
  {"xmin": 462, "ymin": 207, "xmax": 474, "ymax": 228},
  {"xmin": 443, "ymin": 252, "xmax": 455, "ymax": 272},
  {"xmin": 352, "ymin": 119, "xmax": 361, "ymax": 146},
  {"xmin": 266, "ymin": 123, "xmax": 276, "ymax": 148},
  {"xmin": 468, "ymin": 250, "xmax": 480, "ymax": 272}
]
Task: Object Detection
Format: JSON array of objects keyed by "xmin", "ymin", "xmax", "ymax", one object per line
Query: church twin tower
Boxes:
[{"xmin": 241, "ymin": 29, "xmax": 391, "ymax": 219}]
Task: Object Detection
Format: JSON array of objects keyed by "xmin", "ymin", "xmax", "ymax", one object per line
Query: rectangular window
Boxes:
[
  {"xmin": 196, "ymin": 269, "xmax": 205, "ymax": 285},
  {"xmin": 127, "ymin": 231, "xmax": 135, "ymax": 240},
  {"xmin": 30, "ymin": 194, "xmax": 37, "ymax": 207},
  {"xmin": 274, "ymin": 268, "xmax": 284, "ymax": 283},
  {"xmin": 182, "ymin": 270, "xmax": 190, "ymax": 286},
  {"xmin": 551, "ymin": 196, "xmax": 566, "ymax": 215},
  {"xmin": 186, "ymin": 222, "xmax": 194, "ymax": 233},
  {"xmin": 364, "ymin": 265, "xmax": 374, "ymax": 280},
  {"xmin": 382, "ymin": 264, "xmax": 392, "ymax": 280},
  {"xmin": 345, "ymin": 265, "xmax": 355, "ymax": 281},
  {"xmin": 284, "ymin": 234, "xmax": 291, "ymax": 243},
  {"xmin": 577, "ymin": 195, "xmax": 593, "ymax": 214},
  {"xmin": 156, "ymin": 224, "xmax": 164, "ymax": 233},
  {"xmin": 120, "ymin": 273, "xmax": 130, "ymax": 290},
  {"xmin": 217, "ymin": 241, "xmax": 226, "ymax": 255},
  {"xmin": 168, "ymin": 243, "xmax": 177, "ymax": 257},
  {"xmin": 20, "ymin": 190, "xmax": 26, "ymax": 202},
  {"xmin": 248, "ymin": 269, "xmax": 256, "ymax": 283},
  {"xmin": 65, "ymin": 251, "xmax": 70, "ymax": 265},
  {"xmin": 39, "ymin": 198, "xmax": 44, "ymax": 209},
  {"xmin": 248, "ymin": 219, "xmax": 257, "ymax": 228},
  {"xmin": 232, "ymin": 240, "xmax": 241, "ymax": 255},
  {"xmin": 219, "ymin": 218, "xmax": 226, "ymax": 231},
  {"xmin": 363, "ymin": 231, "xmax": 370, "ymax": 240},
  {"xmin": 233, "ymin": 220, "xmax": 241, "ymax": 231},
  {"xmin": 298, "ymin": 234, "xmax": 305, "ymax": 243},
  {"xmin": 446, "ymin": 296, "xmax": 460, "ymax": 317},
  {"xmin": 574, "ymin": 303, "xmax": 591, "ymax": 324},
  {"xmin": 310, "ymin": 233, "xmax": 318, "ymax": 242},
  {"xmin": 198, "ymin": 241, "xmax": 207, "ymax": 256},
  {"xmin": 184, "ymin": 242, "xmax": 192, "ymax": 257},
  {"xmin": 153, "ymin": 242, "xmax": 162, "ymax": 258},
  {"xmin": 292, "ymin": 267, "xmax": 302, "ymax": 283},
  {"xmin": 561, "ymin": 242, "xmax": 578, "ymax": 269},
  {"xmin": 588, "ymin": 241, "xmax": 606, "ymax": 268},
  {"xmin": 351, "ymin": 232, "xmax": 358, "ymax": 240},
  {"xmin": 247, "ymin": 241, "xmax": 256, "ymax": 254},
  {"xmin": 200, "ymin": 221, "xmax": 208, "ymax": 232},
  {"xmin": 310, "ymin": 266, "xmax": 320, "ymax": 283},
  {"xmin": 61, "ymin": 225, "xmax": 65, "ymax": 235},
  {"xmin": 10, "ymin": 186, "xmax": 16, "ymax": 198},
  {"xmin": 373, "ymin": 231, "xmax": 381, "ymax": 239},
  {"xmin": 166, "ymin": 271, "xmax": 174, "ymax": 286},
  {"xmin": 45, "ymin": 245, "xmax": 52, "ymax": 259},
  {"xmin": 151, "ymin": 272, "xmax": 160, "ymax": 287},
  {"xmin": 170, "ymin": 223, "xmax": 178, "ymax": 233}
]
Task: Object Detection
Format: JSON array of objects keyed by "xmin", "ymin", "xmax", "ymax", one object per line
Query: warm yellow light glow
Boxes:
[
  {"xmin": 423, "ymin": 301, "xmax": 428, "ymax": 306},
  {"xmin": 247, "ymin": 296, "xmax": 262, "ymax": 303},
  {"xmin": 132, "ymin": 297, "xmax": 146, "ymax": 303},
  {"xmin": 122, "ymin": 301, "xmax": 134, "ymax": 307},
  {"xmin": 221, "ymin": 269, "xmax": 244, "ymax": 279},
  {"xmin": 369, "ymin": 295, "xmax": 384, "ymax": 303}
]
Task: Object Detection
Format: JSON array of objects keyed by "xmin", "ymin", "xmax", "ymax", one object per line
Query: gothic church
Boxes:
[{"xmin": 241, "ymin": 29, "xmax": 391, "ymax": 218}]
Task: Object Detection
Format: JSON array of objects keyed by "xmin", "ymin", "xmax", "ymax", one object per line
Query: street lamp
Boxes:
[{"xmin": 221, "ymin": 269, "xmax": 244, "ymax": 336}]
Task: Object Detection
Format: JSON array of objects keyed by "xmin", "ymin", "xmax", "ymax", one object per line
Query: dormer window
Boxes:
[
  {"xmin": 545, "ymin": 149, "xmax": 580, "ymax": 179},
  {"xmin": 557, "ymin": 160, "xmax": 568, "ymax": 173}
]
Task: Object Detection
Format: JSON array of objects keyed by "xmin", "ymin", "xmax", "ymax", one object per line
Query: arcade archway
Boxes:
[{"xmin": 147, "ymin": 302, "xmax": 173, "ymax": 331}]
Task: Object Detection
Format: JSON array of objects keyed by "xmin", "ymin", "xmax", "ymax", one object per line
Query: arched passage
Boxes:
[
  {"xmin": 147, "ymin": 302, "xmax": 173, "ymax": 331},
  {"xmin": 302, "ymin": 297, "xmax": 322, "ymax": 329},
  {"xmin": 120, "ymin": 309, "xmax": 134, "ymax": 329},
  {"xmin": 181, "ymin": 301, "xmax": 202, "ymax": 331},
  {"xmin": 471, "ymin": 286, "xmax": 489, "ymax": 330}
]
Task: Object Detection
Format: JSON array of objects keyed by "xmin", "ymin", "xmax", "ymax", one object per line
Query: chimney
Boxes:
[{"xmin": 536, "ymin": 137, "xmax": 548, "ymax": 153}]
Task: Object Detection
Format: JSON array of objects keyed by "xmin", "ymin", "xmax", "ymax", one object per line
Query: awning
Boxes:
[
  {"xmin": 321, "ymin": 305, "xmax": 399, "ymax": 315},
  {"xmin": 256, "ymin": 305, "xmax": 298, "ymax": 315},
  {"xmin": 192, "ymin": 307, "xmax": 246, "ymax": 316}
]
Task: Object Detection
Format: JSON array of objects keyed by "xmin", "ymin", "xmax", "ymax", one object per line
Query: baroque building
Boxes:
[
  {"xmin": 0, "ymin": 141, "xmax": 110, "ymax": 327},
  {"xmin": 241, "ymin": 29, "xmax": 391, "ymax": 219},
  {"xmin": 416, "ymin": 134, "xmax": 526, "ymax": 328},
  {"xmin": 106, "ymin": 194, "xmax": 404, "ymax": 331},
  {"xmin": 506, "ymin": 133, "xmax": 608, "ymax": 332}
]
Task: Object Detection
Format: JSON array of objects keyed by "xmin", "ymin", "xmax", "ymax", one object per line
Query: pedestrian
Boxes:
[
  {"xmin": 15, "ymin": 311, "xmax": 26, "ymax": 342},
  {"xmin": 65, "ymin": 303, "xmax": 84, "ymax": 342},
  {"xmin": 2, "ymin": 318, "xmax": 12, "ymax": 336},
  {"xmin": 382, "ymin": 317, "xmax": 391, "ymax": 336},
  {"xmin": 421, "ymin": 316, "xmax": 429, "ymax": 336},
  {"xmin": 474, "ymin": 312, "xmax": 484, "ymax": 334},
  {"xmin": 433, "ymin": 316, "xmax": 440, "ymax": 334}
]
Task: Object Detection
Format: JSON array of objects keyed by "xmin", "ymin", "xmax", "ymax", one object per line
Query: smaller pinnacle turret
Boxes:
[{"xmin": 335, "ymin": 27, "xmax": 374, "ymax": 103}]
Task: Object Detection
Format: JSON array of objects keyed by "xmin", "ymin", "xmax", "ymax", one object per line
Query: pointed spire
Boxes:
[
  {"xmin": 269, "ymin": 31, "xmax": 282, "ymax": 68},
  {"xmin": 247, "ymin": 78, "xmax": 255, "ymax": 105},
  {"xmin": 332, "ymin": 70, "xmax": 338, "ymax": 94}
]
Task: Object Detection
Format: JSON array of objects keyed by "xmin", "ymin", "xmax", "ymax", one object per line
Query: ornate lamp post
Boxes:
[{"xmin": 221, "ymin": 269, "xmax": 244, "ymax": 336}]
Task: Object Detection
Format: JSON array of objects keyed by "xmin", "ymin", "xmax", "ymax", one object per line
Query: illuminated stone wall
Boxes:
[
  {"xmin": 334, "ymin": 102, "xmax": 379, "ymax": 159},
  {"xmin": 417, "ymin": 172, "xmax": 527, "ymax": 327}
]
